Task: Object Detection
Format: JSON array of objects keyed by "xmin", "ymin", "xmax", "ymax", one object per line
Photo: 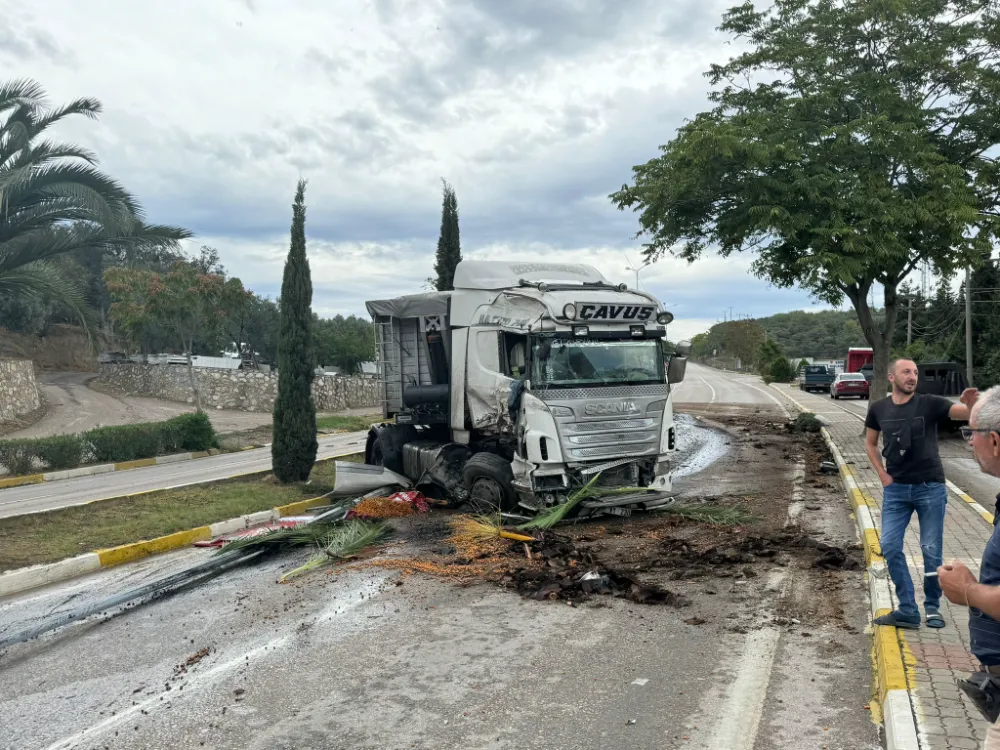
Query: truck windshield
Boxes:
[{"xmin": 531, "ymin": 338, "xmax": 664, "ymax": 388}]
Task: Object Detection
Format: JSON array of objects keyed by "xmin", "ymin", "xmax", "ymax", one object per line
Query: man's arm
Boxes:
[
  {"xmin": 948, "ymin": 389, "xmax": 980, "ymax": 421},
  {"xmin": 939, "ymin": 561, "xmax": 1000, "ymax": 618},
  {"xmin": 865, "ymin": 427, "xmax": 892, "ymax": 487}
]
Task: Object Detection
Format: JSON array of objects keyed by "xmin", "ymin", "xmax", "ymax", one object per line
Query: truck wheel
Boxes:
[
  {"xmin": 365, "ymin": 424, "xmax": 415, "ymax": 475},
  {"xmin": 462, "ymin": 452, "xmax": 518, "ymax": 514}
]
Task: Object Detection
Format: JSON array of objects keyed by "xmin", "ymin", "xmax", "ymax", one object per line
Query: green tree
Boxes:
[
  {"xmin": 313, "ymin": 314, "xmax": 375, "ymax": 373},
  {"xmin": 272, "ymin": 180, "xmax": 317, "ymax": 483},
  {"xmin": 611, "ymin": 0, "xmax": 1000, "ymax": 400},
  {"xmin": 105, "ymin": 260, "xmax": 226, "ymax": 411},
  {"xmin": 433, "ymin": 180, "xmax": 462, "ymax": 291},
  {"xmin": 0, "ymin": 79, "xmax": 189, "ymax": 337}
]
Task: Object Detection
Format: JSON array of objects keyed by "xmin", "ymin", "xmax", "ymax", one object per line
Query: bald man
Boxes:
[{"xmin": 864, "ymin": 358, "xmax": 977, "ymax": 629}]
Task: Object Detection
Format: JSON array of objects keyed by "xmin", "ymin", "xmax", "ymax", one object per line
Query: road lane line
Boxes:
[
  {"xmin": 698, "ymin": 376, "xmax": 717, "ymax": 403},
  {"xmin": 706, "ymin": 627, "xmax": 782, "ymax": 750}
]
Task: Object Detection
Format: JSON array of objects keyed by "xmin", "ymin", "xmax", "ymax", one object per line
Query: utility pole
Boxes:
[
  {"xmin": 906, "ymin": 296, "xmax": 912, "ymax": 348},
  {"xmin": 965, "ymin": 265, "xmax": 974, "ymax": 387}
]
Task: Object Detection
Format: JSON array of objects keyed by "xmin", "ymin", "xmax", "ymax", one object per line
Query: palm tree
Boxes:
[{"xmin": 0, "ymin": 78, "xmax": 190, "ymax": 336}]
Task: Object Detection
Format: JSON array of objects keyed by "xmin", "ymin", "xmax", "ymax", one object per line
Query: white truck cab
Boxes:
[{"xmin": 364, "ymin": 260, "xmax": 689, "ymax": 518}]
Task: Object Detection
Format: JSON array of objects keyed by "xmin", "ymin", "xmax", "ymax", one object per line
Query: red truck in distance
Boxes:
[{"xmin": 846, "ymin": 347, "xmax": 874, "ymax": 373}]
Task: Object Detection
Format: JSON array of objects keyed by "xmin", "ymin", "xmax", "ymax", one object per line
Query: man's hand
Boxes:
[
  {"xmin": 880, "ymin": 473, "xmax": 894, "ymax": 488},
  {"xmin": 961, "ymin": 388, "xmax": 980, "ymax": 409},
  {"xmin": 938, "ymin": 561, "xmax": 978, "ymax": 605}
]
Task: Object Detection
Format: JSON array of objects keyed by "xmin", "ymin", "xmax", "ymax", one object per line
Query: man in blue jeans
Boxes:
[{"xmin": 865, "ymin": 358, "xmax": 978, "ymax": 629}]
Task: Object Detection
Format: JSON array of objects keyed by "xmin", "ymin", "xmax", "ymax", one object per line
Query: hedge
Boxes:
[{"xmin": 0, "ymin": 412, "xmax": 218, "ymax": 476}]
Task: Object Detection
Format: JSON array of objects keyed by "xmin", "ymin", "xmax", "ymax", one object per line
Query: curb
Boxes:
[
  {"xmin": 0, "ymin": 449, "xmax": 217, "ymax": 490},
  {"xmin": 776, "ymin": 384, "xmax": 920, "ymax": 749},
  {"xmin": 0, "ymin": 422, "xmax": 384, "ymax": 491},
  {"xmin": 0, "ymin": 452, "xmax": 361, "ymax": 599}
]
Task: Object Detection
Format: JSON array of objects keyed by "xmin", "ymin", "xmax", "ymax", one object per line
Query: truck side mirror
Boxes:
[
  {"xmin": 674, "ymin": 340, "xmax": 692, "ymax": 357},
  {"xmin": 668, "ymin": 356, "xmax": 687, "ymax": 384}
]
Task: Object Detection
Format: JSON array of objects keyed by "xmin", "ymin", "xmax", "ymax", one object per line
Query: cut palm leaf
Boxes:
[
  {"xmin": 517, "ymin": 473, "xmax": 604, "ymax": 531},
  {"xmin": 279, "ymin": 520, "xmax": 392, "ymax": 582},
  {"xmin": 449, "ymin": 514, "xmax": 535, "ymax": 545}
]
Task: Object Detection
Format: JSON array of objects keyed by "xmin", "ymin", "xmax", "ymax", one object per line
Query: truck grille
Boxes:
[
  {"xmin": 571, "ymin": 444, "xmax": 659, "ymax": 459},
  {"xmin": 568, "ymin": 431, "xmax": 657, "ymax": 446},
  {"xmin": 565, "ymin": 418, "xmax": 655, "ymax": 432}
]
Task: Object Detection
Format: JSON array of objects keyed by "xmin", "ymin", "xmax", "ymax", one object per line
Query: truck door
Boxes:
[{"xmin": 466, "ymin": 329, "xmax": 517, "ymax": 431}]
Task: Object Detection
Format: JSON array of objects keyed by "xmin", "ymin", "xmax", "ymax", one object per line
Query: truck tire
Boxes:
[
  {"xmin": 365, "ymin": 424, "xmax": 416, "ymax": 475},
  {"xmin": 462, "ymin": 452, "xmax": 518, "ymax": 514}
]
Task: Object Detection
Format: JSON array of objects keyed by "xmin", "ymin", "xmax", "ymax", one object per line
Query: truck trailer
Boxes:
[{"xmin": 362, "ymin": 260, "xmax": 690, "ymax": 519}]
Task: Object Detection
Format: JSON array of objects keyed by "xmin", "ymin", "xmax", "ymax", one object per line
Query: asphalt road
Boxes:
[
  {"xmin": 0, "ymin": 432, "xmax": 368, "ymax": 519},
  {"xmin": 674, "ymin": 363, "xmax": 792, "ymax": 415},
  {"xmin": 7, "ymin": 372, "xmax": 273, "ymax": 439},
  {"xmin": 0, "ymin": 370, "xmax": 879, "ymax": 750}
]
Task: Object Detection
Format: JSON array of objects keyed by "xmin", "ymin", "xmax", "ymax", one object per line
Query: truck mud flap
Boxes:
[{"xmin": 331, "ymin": 461, "xmax": 412, "ymax": 497}]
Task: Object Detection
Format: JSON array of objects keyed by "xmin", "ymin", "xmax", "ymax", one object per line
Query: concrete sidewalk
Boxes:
[{"xmin": 779, "ymin": 384, "xmax": 993, "ymax": 750}]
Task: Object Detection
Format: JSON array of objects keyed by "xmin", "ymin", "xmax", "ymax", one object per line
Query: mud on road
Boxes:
[
  {"xmin": 362, "ymin": 409, "xmax": 864, "ymax": 637},
  {"xmin": 0, "ymin": 404, "xmax": 878, "ymax": 750}
]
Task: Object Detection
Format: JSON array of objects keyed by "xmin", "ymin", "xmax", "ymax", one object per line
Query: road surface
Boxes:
[
  {"xmin": 0, "ymin": 432, "xmax": 368, "ymax": 519},
  {"xmin": 0, "ymin": 366, "xmax": 878, "ymax": 750},
  {"xmin": 7, "ymin": 372, "xmax": 273, "ymax": 440}
]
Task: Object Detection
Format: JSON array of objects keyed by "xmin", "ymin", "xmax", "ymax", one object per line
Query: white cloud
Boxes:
[{"xmin": 3, "ymin": 0, "xmax": 827, "ymax": 333}]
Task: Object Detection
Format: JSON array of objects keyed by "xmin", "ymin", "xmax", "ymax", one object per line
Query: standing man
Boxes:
[
  {"xmin": 865, "ymin": 358, "xmax": 978, "ymax": 629},
  {"xmin": 936, "ymin": 386, "xmax": 1000, "ymax": 747}
]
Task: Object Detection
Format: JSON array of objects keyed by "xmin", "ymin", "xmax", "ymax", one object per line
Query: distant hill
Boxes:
[{"xmin": 755, "ymin": 309, "xmax": 869, "ymax": 359}]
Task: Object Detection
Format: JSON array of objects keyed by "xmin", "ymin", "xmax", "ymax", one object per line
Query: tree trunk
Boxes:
[
  {"xmin": 185, "ymin": 343, "xmax": 203, "ymax": 412},
  {"xmin": 844, "ymin": 279, "xmax": 899, "ymax": 406}
]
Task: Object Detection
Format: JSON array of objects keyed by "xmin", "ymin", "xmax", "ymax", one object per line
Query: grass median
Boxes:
[{"xmin": 0, "ymin": 455, "xmax": 358, "ymax": 572}]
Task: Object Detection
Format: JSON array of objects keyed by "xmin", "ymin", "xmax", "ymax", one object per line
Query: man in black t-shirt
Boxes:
[{"xmin": 865, "ymin": 358, "xmax": 978, "ymax": 629}]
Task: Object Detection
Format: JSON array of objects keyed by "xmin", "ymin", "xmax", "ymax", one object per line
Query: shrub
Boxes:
[
  {"xmin": 164, "ymin": 412, "xmax": 217, "ymax": 452},
  {"xmin": 34, "ymin": 434, "xmax": 85, "ymax": 470},
  {"xmin": 0, "ymin": 439, "xmax": 37, "ymax": 475},
  {"xmin": 792, "ymin": 413, "xmax": 823, "ymax": 433},
  {"xmin": 86, "ymin": 423, "xmax": 164, "ymax": 463}
]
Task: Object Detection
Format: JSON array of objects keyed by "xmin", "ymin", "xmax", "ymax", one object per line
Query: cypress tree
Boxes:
[
  {"xmin": 272, "ymin": 179, "xmax": 317, "ymax": 482},
  {"xmin": 433, "ymin": 180, "xmax": 462, "ymax": 291}
]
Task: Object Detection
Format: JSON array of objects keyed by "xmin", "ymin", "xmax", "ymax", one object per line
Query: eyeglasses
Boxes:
[{"xmin": 960, "ymin": 426, "xmax": 996, "ymax": 440}]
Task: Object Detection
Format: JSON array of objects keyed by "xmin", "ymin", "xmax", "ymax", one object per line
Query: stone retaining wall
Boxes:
[
  {"xmin": 98, "ymin": 363, "xmax": 380, "ymax": 413},
  {"xmin": 0, "ymin": 359, "xmax": 40, "ymax": 421}
]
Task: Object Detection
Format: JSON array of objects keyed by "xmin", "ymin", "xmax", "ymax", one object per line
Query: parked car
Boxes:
[
  {"xmin": 830, "ymin": 372, "xmax": 870, "ymax": 400},
  {"xmin": 799, "ymin": 364, "xmax": 835, "ymax": 393}
]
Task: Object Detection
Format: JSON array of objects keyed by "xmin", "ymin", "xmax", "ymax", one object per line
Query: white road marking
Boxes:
[
  {"xmin": 699, "ymin": 376, "xmax": 717, "ymax": 403},
  {"xmin": 706, "ymin": 627, "xmax": 782, "ymax": 750},
  {"xmin": 738, "ymin": 380, "xmax": 791, "ymax": 419}
]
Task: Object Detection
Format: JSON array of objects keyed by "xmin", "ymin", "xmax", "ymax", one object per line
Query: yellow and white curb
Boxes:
[
  {"xmin": 0, "ymin": 450, "xmax": 215, "ymax": 490},
  {"xmin": 0, "ymin": 494, "xmax": 332, "ymax": 599},
  {"xmin": 0, "ymin": 451, "xmax": 363, "ymax": 599},
  {"xmin": 774, "ymin": 384, "xmax": 919, "ymax": 749},
  {"xmin": 946, "ymin": 478, "xmax": 995, "ymax": 525}
]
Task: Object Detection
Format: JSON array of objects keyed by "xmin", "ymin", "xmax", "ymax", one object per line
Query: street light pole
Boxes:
[
  {"xmin": 966, "ymin": 265, "xmax": 974, "ymax": 388},
  {"xmin": 623, "ymin": 253, "xmax": 649, "ymax": 290}
]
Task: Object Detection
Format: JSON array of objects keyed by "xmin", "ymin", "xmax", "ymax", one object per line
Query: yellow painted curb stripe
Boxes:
[
  {"xmin": 275, "ymin": 496, "xmax": 329, "ymax": 517},
  {"xmin": 97, "ymin": 526, "xmax": 213, "ymax": 567},
  {"xmin": 114, "ymin": 457, "xmax": 158, "ymax": 471},
  {"xmin": 874, "ymin": 625, "xmax": 909, "ymax": 701},
  {"xmin": 0, "ymin": 473, "xmax": 44, "ymax": 489}
]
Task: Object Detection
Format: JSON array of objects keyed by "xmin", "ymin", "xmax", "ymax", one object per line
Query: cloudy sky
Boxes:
[{"xmin": 3, "ymin": 0, "xmax": 836, "ymax": 341}]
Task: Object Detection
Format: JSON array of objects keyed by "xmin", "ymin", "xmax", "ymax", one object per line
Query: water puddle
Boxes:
[{"xmin": 671, "ymin": 413, "xmax": 729, "ymax": 480}]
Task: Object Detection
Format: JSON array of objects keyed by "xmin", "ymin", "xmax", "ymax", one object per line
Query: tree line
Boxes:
[{"xmin": 689, "ymin": 269, "xmax": 1000, "ymax": 389}]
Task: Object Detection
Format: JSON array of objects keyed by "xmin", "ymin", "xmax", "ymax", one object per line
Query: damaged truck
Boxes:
[{"xmin": 362, "ymin": 260, "xmax": 690, "ymax": 519}]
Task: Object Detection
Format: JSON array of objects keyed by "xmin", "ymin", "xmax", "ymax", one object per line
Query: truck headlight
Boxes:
[
  {"xmin": 562, "ymin": 303, "xmax": 577, "ymax": 320},
  {"xmin": 657, "ymin": 312, "xmax": 674, "ymax": 325}
]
